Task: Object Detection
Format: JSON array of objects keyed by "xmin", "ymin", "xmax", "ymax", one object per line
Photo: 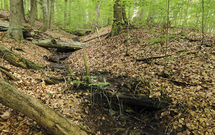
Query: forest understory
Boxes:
[{"xmin": 0, "ymin": 9, "xmax": 214, "ymax": 135}]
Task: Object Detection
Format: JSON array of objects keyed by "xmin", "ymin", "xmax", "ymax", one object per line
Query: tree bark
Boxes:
[
  {"xmin": 0, "ymin": 46, "xmax": 42, "ymax": 69},
  {"xmin": 20, "ymin": 0, "xmax": 27, "ymax": 23},
  {"xmin": 33, "ymin": 39, "xmax": 89, "ymax": 50},
  {"xmin": 92, "ymin": 1, "xmax": 101, "ymax": 32},
  {"xmin": 8, "ymin": 0, "xmax": 24, "ymax": 41},
  {"xmin": 109, "ymin": 0, "xmax": 123, "ymax": 37},
  {"xmin": 0, "ymin": 78, "xmax": 87, "ymax": 135},
  {"xmin": 40, "ymin": 0, "xmax": 49, "ymax": 32},
  {"xmin": 29, "ymin": 0, "xmax": 37, "ymax": 26},
  {"xmin": 121, "ymin": 0, "xmax": 127, "ymax": 24},
  {"xmin": 49, "ymin": 0, "xmax": 54, "ymax": 29}
]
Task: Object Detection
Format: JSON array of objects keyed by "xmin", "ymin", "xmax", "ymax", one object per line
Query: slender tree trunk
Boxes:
[
  {"xmin": 47, "ymin": 0, "xmax": 49, "ymax": 17},
  {"xmin": 29, "ymin": 0, "xmax": 37, "ymax": 26},
  {"xmin": 64, "ymin": 0, "xmax": 67, "ymax": 25},
  {"xmin": 67, "ymin": 0, "xmax": 71, "ymax": 24},
  {"xmin": 49, "ymin": 0, "xmax": 54, "ymax": 29},
  {"xmin": 92, "ymin": 1, "xmax": 101, "ymax": 32},
  {"xmin": 20, "ymin": 0, "xmax": 27, "ymax": 22},
  {"xmin": 40, "ymin": 0, "xmax": 49, "ymax": 32},
  {"xmin": 121, "ymin": 0, "xmax": 127, "ymax": 24},
  {"xmin": 39, "ymin": 0, "xmax": 43, "ymax": 20},
  {"xmin": 8, "ymin": 0, "xmax": 23, "ymax": 41},
  {"xmin": 109, "ymin": 0, "xmax": 123, "ymax": 37}
]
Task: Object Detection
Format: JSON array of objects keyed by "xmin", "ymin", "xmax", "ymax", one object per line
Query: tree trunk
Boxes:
[
  {"xmin": 121, "ymin": 0, "xmax": 127, "ymax": 24},
  {"xmin": 20, "ymin": 0, "xmax": 27, "ymax": 22},
  {"xmin": 7, "ymin": 0, "xmax": 23, "ymax": 41},
  {"xmin": 109, "ymin": 0, "xmax": 123, "ymax": 37},
  {"xmin": 33, "ymin": 39, "xmax": 89, "ymax": 50},
  {"xmin": 64, "ymin": 0, "xmax": 67, "ymax": 25},
  {"xmin": 40, "ymin": 0, "xmax": 49, "ymax": 32},
  {"xmin": 49, "ymin": 0, "xmax": 54, "ymax": 29},
  {"xmin": 29, "ymin": 0, "xmax": 37, "ymax": 26},
  {"xmin": 92, "ymin": 1, "xmax": 101, "ymax": 32},
  {"xmin": 67, "ymin": 0, "xmax": 71, "ymax": 25},
  {"xmin": 0, "ymin": 78, "xmax": 87, "ymax": 135},
  {"xmin": 0, "ymin": 46, "xmax": 42, "ymax": 69}
]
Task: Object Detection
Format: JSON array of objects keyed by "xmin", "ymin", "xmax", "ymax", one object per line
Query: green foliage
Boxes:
[{"xmin": 1, "ymin": 0, "xmax": 214, "ymax": 33}]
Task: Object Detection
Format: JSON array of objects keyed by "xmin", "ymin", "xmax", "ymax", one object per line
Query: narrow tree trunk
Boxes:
[
  {"xmin": 49, "ymin": 0, "xmax": 54, "ymax": 29},
  {"xmin": 29, "ymin": 0, "xmax": 37, "ymax": 26},
  {"xmin": 109, "ymin": 0, "xmax": 123, "ymax": 37},
  {"xmin": 20, "ymin": 0, "xmax": 27, "ymax": 23},
  {"xmin": 121, "ymin": 0, "xmax": 127, "ymax": 24},
  {"xmin": 64, "ymin": 0, "xmax": 67, "ymax": 25},
  {"xmin": 67, "ymin": 0, "xmax": 71, "ymax": 24},
  {"xmin": 92, "ymin": 1, "xmax": 101, "ymax": 32},
  {"xmin": 7, "ymin": 0, "xmax": 23, "ymax": 41},
  {"xmin": 40, "ymin": 0, "xmax": 49, "ymax": 32},
  {"xmin": 0, "ymin": 78, "xmax": 87, "ymax": 135}
]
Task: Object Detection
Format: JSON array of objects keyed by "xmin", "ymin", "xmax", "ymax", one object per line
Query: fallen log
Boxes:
[
  {"xmin": 0, "ymin": 22, "xmax": 9, "ymax": 31},
  {"xmin": 33, "ymin": 39, "xmax": 89, "ymax": 50},
  {"xmin": 0, "ymin": 46, "xmax": 42, "ymax": 69},
  {"xmin": 0, "ymin": 78, "xmax": 87, "ymax": 135},
  {"xmin": 108, "ymin": 91, "xmax": 172, "ymax": 109},
  {"xmin": 0, "ymin": 22, "xmax": 35, "ymax": 39}
]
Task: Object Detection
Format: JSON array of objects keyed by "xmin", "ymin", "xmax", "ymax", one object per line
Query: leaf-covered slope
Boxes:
[{"xmin": 67, "ymin": 27, "xmax": 215, "ymax": 134}]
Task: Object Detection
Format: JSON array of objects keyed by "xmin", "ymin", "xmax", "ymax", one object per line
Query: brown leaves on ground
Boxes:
[
  {"xmin": 0, "ymin": 8, "xmax": 214, "ymax": 133},
  {"xmin": 67, "ymin": 27, "xmax": 215, "ymax": 134}
]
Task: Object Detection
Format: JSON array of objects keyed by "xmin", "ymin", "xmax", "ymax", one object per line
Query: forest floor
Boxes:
[{"xmin": 0, "ymin": 9, "xmax": 215, "ymax": 135}]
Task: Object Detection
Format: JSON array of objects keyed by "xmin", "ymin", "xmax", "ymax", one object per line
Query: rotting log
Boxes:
[
  {"xmin": 0, "ymin": 22, "xmax": 35, "ymax": 39},
  {"xmin": 0, "ymin": 22, "xmax": 9, "ymax": 31},
  {"xmin": 0, "ymin": 46, "xmax": 42, "ymax": 69},
  {"xmin": 33, "ymin": 39, "xmax": 89, "ymax": 50},
  {"xmin": 0, "ymin": 78, "xmax": 87, "ymax": 135}
]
